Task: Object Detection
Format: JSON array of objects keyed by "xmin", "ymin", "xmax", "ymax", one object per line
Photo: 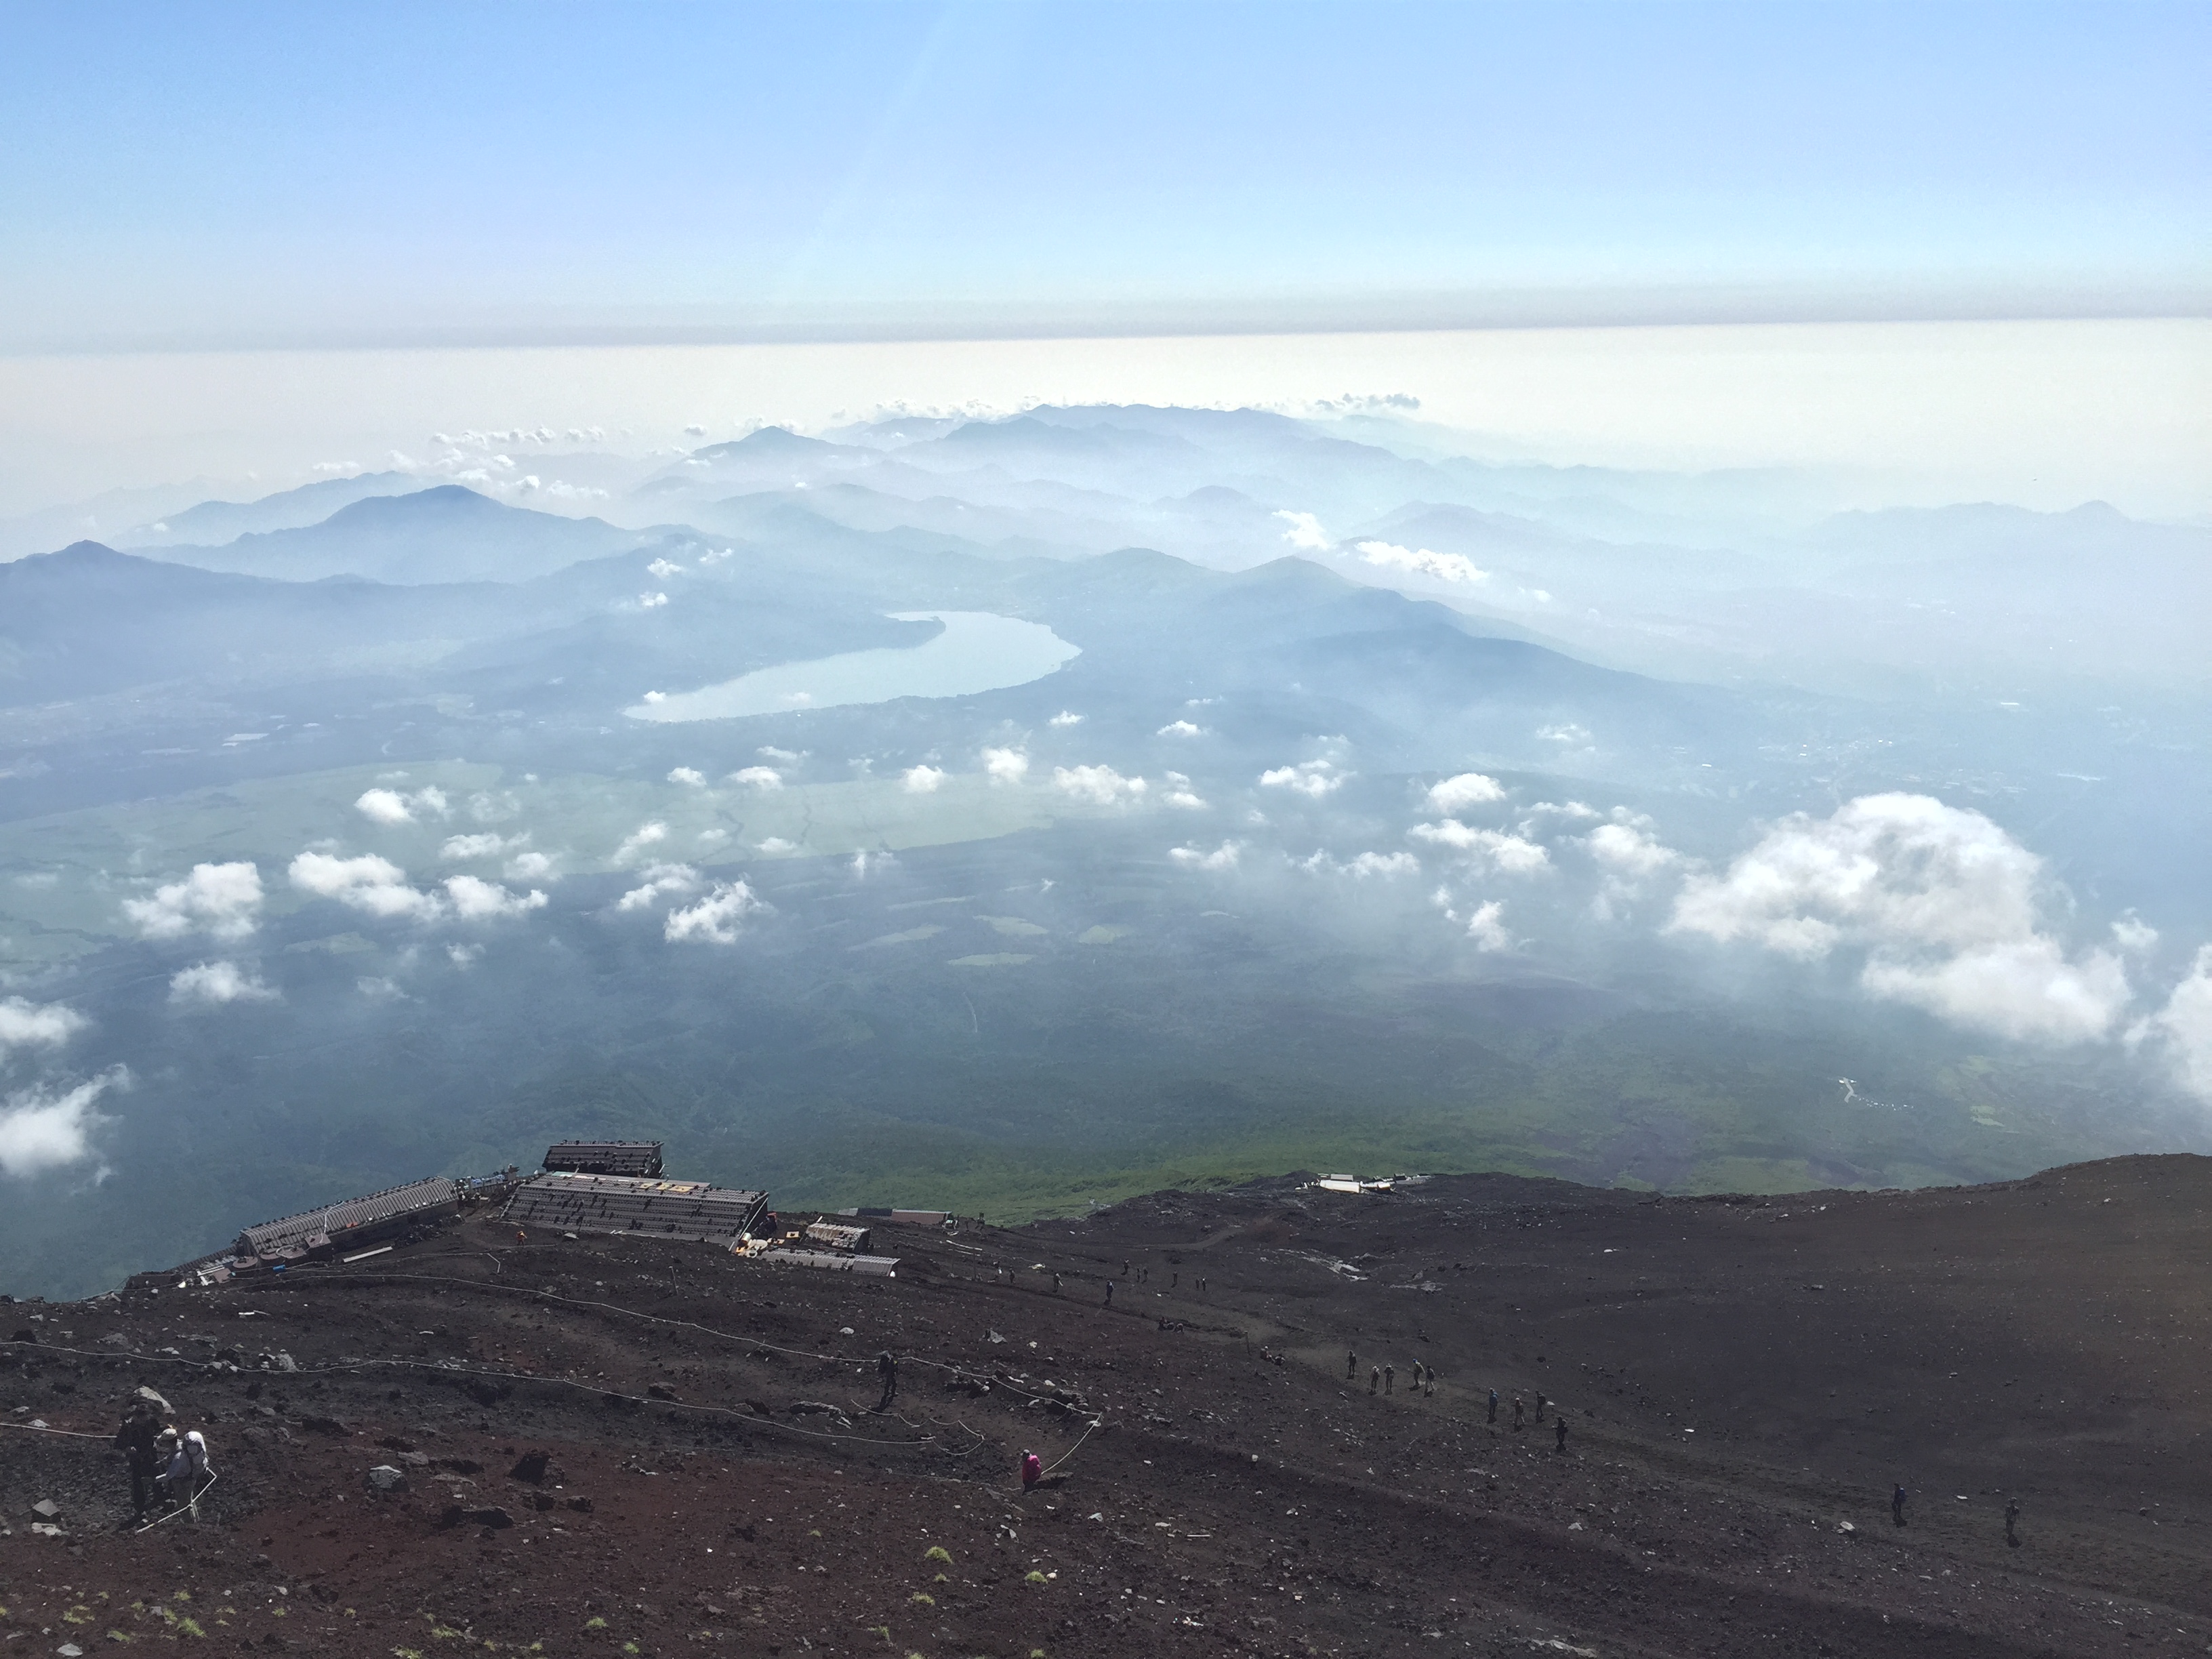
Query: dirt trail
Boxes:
[{"xmin": 3, "ymin": 1153, "xmax": 2207, "ymax": 1656}]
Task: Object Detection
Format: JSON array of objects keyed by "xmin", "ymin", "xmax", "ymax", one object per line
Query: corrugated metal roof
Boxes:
[
  {"xmin": 237, "ymin": 1176, "xmax": 461, "ymax": 1255},
  {"xmin": 544, "ymin": 1140, "xmax": 663, "ymax": 1176}
]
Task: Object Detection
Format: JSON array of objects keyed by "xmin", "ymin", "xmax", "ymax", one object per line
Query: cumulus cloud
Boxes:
[
  {"xmin": 123, "ymin": 861, "xmax": 264, "ymax": 941},
  {"xmin": 1355, "ymin": 541, "xmax": 1488, "ymax": 584},
  {"xmin": 1427, "ymin": 773, "xmax": 1504, "ymax": 814},
  {"xmin": 1585, "ymin": 821, "xmax": 1678, "ymax": 879},
  {"xmin": 1465, "ymin": 900, "xmax": 1513, "ymax": 952},
  {"xmin": 505, "ymin": 851, "xmax": 556, "ymax": 881},
  {"xmin": 0, "ymin": 996, "xmax": 88, "ymax": 1057},
  {"xmin": 668, "ymin": 766, "xmax": 708, "ymax": 787},
  {"xmin": 665, "ymin": 880, "xmax": 764, "ymax": 944},
  {"xmin": 613, "ymin": 821, "xmax": 670, "ymax": 863},
  {"xmin": 1537, "ymin": 723, "xmax": 1593, "ymax": 747},
  {"xmin": 169, "ymin": 960, "xmax": 279, "ymax": 1008},
  {"xmin": 983, "ymin": 747, "xmax": 1029, "ymax": 784},
  {"xmin": 902, "ymin": 764, "xmax": 946, "ymax": 794},
  {"xmin": 289, "ymin": 852, "xmax": 445, "ymax": 922},
  {"xmin": 1670, "ymin": 793, "xmax": 2129, "ymax": 1043},
  {"xmin": 2148, "ymin": 947, "xmax": 2212, "ymax": 1103},
  {"xmin": 2112, "ymin": 914, "xmax": 2159, "ymax": 953},
  {"xmin": 1260, "ymin": 759, "xmax": 1346, "ymax": 799},
  {"xmin": 1273, "ymin": 510, "xmax": 1331, "ymax": 552},
  {"xmin": 1156, "ymin": 720, "xmax": 1205, "ymax": 738},
  {"xmin": 647, "ymin": 557, "xmax": 684, "ymax": 579},
  {"xmin": 1055, "ymin": 764, "xmax": 1147, "ymax": 806},
  {"xmin": 757, "ymin": 837, "xmax": 797, "ymax": 855},
  {"xmin": 356, "ymin": 975, "xmax": 407, "ymax": 1001},
  {"xmin": 440, "ymin": 832, "xmax": 523, "ymax": 861},
  {"xmin": 1409, "ymin": 821, "xmax": 1551, "ymax": 873},
  {"xmin": 0, "ymin": 1067, "xmax": 128, "ymax": 1178},
  {"xmin": 758, "ymin": 745, "xmax": 802, "ymax": 762},
  {"xmin": 1298, "ymin": 850, "xmax": 1420, "ymax": 878},
  {"xmin": 1048, "ymin": 711, "xmax": 1084, "ymax": 728},
  {"xmin": 355, "ymin": 785, "xmax": 451, "ymax": 826},
  {"xmin": 443, "ymin": 875, "xmax": 549, "ymax": 920},
  {"xmin": 617, "ymin": 863, "xmax": 700, "ymax": 912},
  {"xmin": 1162, "ymin": 771, "xmax": 1207, "ymax": 810},
  {"xmin": 726, "ymin": 766, "xmax": 784, "ymax": 790},
  {"xmin": 1170, "ymin": 840, "xmax": 1244, "ymax": 871}
]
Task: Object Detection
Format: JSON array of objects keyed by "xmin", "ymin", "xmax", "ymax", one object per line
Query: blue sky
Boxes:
[{"xmin": 1, "ymin": 1, "xmax": 2204, "ymax": 349}]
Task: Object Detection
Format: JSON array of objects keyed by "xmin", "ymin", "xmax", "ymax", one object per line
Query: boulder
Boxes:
[{"xmin": 365, "ymin": 1465, "xmax": 409, "ymax": 1493}]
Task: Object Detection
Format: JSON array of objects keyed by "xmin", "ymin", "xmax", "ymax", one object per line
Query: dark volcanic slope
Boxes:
[{"xmin": 2, "ymin": 1155, "xmax": 2207, "ymax": 1658}]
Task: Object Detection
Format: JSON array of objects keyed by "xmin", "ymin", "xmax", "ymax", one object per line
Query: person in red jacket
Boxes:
[{"xmin": 1021, "ymin": 1450, "xmax": 1043, "ymax": 1491}]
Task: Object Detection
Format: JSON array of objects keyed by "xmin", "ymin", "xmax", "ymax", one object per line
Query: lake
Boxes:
[{"xmin": 623, "ymin": 611, "xmax": 1082, "ymax": 723}]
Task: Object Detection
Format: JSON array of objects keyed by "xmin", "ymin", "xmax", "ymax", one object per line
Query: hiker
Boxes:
[
  {"xmin": 1370, "ymin": 1366, "xmax": 1380, "ymax": 1395},
  {"xmin": 1104, "ymin": 1280, "xmax": 1114, "ymax": 1307},
  {"xmin": 2005, "ymin": 1497, "xmax": 2021, "ymax": 1546},
  {"xmin": 1488, "ymin": 1388, "xmax": 1498, "ymax": 1424},
  {"xmin": 1172, "ymin": 1273, "xmax": 1178, "ymax": 1289},
  {"xmin": 1425, "ymin": 1368, "xmax": 1436, "ymax": 1399},
  {"xmin": 1122, "ymin": 1261, "xmax": 1130, "ymax": 1277},
  {"xmin": 1384, "ymin": 1364, "xmax": 1395, "ymax": 1395},
  {"xmin": 1347, "ymin": 1349, "xmax": 1357, "ymax": 1380},
  {"xmin": 1409, "ymin": 1361, "xmax": 1422, "ymax": 1391},
  {"xmin": 1892, "ymin": 1485, "xmax": 1908, "ymax": 1527},
  {"xmin": 1513, "ymin": 1394, "xmax": 1525, "ymax": 1430},
  {"xmin": 1021, "ymin": 1450, "xmax": 1043, "ymax": 1492},
  {"xmin": 163, "ymin": 1429, "xmax": 212, "ymax": 1510},
  {"xmin": 1555, "ymin": 1418, "xmax": 1568, "ymax": 1454},
  {"xmin": 1534, "ymin": 1393, "xmax": 1546, "ymax": 1424},
  {"xmin": 876, "ymin": 1351, "xmax": 898, "ymax": 1411},
  {"xmin": 114, "ymin": 1401, "xmax": 162, "ymax": 1519},
  {"xmin": 1052, "ymin": 1272, "xmax": 1061, "ymax": 1295}
]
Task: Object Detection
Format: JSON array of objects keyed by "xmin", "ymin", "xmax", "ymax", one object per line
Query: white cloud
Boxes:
[
  {"xmin": 726, "ymin": 766, "xmax": 784, "ymax": 790},
  {"xmin": 1409, "ymin": 821, "xmax": 1551, "ymax": 874},
  {"xmin": 169, "ymin": 960, "xmax": 279, "ymax": 1008},
  {"xmin": 613, "ymin": 821, "xmax": 670, "ymax": 863},
  {"xmin": 504, "ymin": 851, "xmax": 556, "ymax": 881},
  {"xmin": 1537, "ymin": 723, "xmax": 1593, "ymax": 746},
  {"xmin": 902, "ymin": 764, "xmax": 946, "ymax": 794},
  {"xmin": 1299, "ymin": 850, "xmax": 1420, "ymax": 878},
  {"xmin": 1670, "ymin": 793, "xmax": 2129, "ymax": 1044},
  {"xmin": 355, "ymin": 786, "xmax": 450, "ymax": 826},
  {"xmin": 757, "ymin": 836, "xmax": 797, "ymax": 854},
  {"xmin": 647, "ymin": 557, "xmax": 684, "ymax": 579},
  {"xmin": 1170, "ymin": 840, "xmax": 1244, "ymax": 872},
  {"xmin": 1156, "ymin": 720, "xmax": 1205, "ymax": 738},
  {"xmin": 0, "ymin": 1067, "xmax": 128, "ymax": 1178},
  {"xmin": 0, "ymin": 996, "xmax": 87, "ymax": 1055},
  {"xmin": 2150, "ymin": 947, "xmax": 2212, "ymax": 1103},
  {"xmin": 758, "ymin": 745, "xmax": 802, "ymax": 762},
  {"xmin": 443, "ymin": 875, "xmax": 549, "ymax": 920},
  {"xmin": 447, "ymin": 943, "xmax": 483, "ymax": 966},
  {"xmin": 1355, "ymin": 540, "xmax": 1488, "ymax": 584},
  {"xmin": 668, "ymin": 766, "xmax": 708, "ymax": 787},
  {"xmin": 1055, "ymin": 764, "xmax": 1148, "ymax": 806},
  {"xmin": 1162, "ymin": 771, "xmax": 1207, "ymax": 810},
  {"xmin": 1585, "ymin": 821, "xmax": 1678, "ymax": 879},
  {"xmin": 440, "ymin": 832, "xmax": 517, "ymax": 861},
  {"xmin": 289, "ymin": 851, "xmax": 445, "ymax": 922},
  {"xmin": 356, "ymin": 975, "xmax": 407, "ymax": 1001},
  {"xmin": 1260, "ymin": 759, "xmax": 1346, "ymax": 799},
  {"xmin": 1048, "ymin": 711, "xmax": 1084, "ymax": 728},
  {"xmin": 1528, "ymin": 800, "xmax": 1601, "ymax": 820},
  {"xmin": 2112, "ymin": 914, "xmax": 2159, "ymax": 953},
  {"xmin": 665, "ymin": 880, "xmax": 764, "ymax": 944},
  {"xmin": 637, "ymin": 591, "xmax": 670, "ymax": 609},
  {"xmin": 1427, "ymin": 773, "xmax": 1505, "ymax": 814},
  {"xmin": 617, "ymin": 863, "xmax": 700, "ymax": 912},
  {"xmin": 122, "ymin": 861, "xmax": 264, "ymax": 941},
  {"xmin": 1273, "ymin": 510, "xmax": 1331, "ymax": 551},
  {"xmin": 983, "ymin": 747, "xmax": 1029, "ymax": 784},
  {"xmin": 1466, "ymin": 901, "xmax": 1513, "ymax": 953}
]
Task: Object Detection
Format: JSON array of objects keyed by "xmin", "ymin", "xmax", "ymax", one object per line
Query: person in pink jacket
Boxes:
[{"xmin": 1021, "ymin": 1450, "xmax": 1042, "ymax": 1491}]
